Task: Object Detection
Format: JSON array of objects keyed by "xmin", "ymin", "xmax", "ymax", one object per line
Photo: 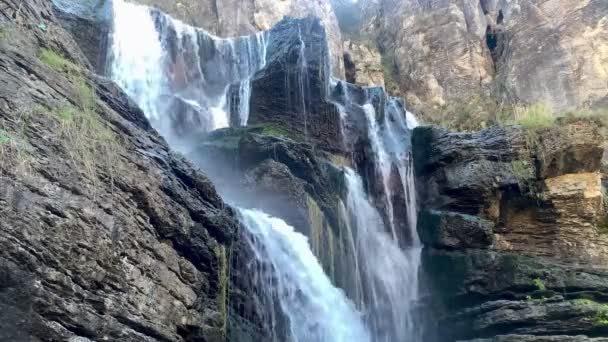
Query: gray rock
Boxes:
[{"xmin": 419, "ymin": 210, "xmax": 495, "ymax": 249}]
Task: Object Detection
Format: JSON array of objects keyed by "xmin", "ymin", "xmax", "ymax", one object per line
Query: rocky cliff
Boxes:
[
  {"xmin": 413, "ymin": 119, "xmax": 608, "ymax": 341},
  {"xmin": 0, "ymin": 1, "xmax": 249, "ymax": 341},
  {"xmin": 334, "ymin": 0, "xmax": 608, "ymax": 119}
]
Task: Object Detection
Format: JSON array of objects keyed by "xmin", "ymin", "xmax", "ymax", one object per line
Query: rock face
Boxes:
[
  {"xmin": 0, "ymin": 1, "xmax": 262, "ymax": 341},
  {"xmin": 343, "ymin": 40, "xmax": 385, "ymax": 87},
  {"xmin": 413, "ymin": 120, "xmax": 608, "ymax": 341},
  {"xmin": 131, "ymin": 0, "xmax": 346, "ymax": 78},
  {"xmin": 246, "ymin": 17, "xmax": 344, "ymax": 152},
  {"xmin": 335, "ymin": 0, "xmax": 608, "ymax": 115}
]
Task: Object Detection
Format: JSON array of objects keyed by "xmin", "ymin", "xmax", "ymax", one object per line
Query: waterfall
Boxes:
[
  {"xmin": 343, "ymin": 168, "xmax": 422, "ymax": 342},
  {"xmin": 108, "ymin": 2, "xmax": 372, "ymax": 341},
  {"xmin": 239, "ymin": 209, "xmax": 370, "ymax": 342},
  {"xmin": 109, "ymin": 0, "xmax": 267, "ymax": 145},
  {"xmin": 109, "ymin": 1, "xmax": 423, "ymax": 340}
]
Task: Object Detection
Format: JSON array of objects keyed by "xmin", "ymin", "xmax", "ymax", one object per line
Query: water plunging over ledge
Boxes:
[{"xmin": 108, "ymin": 0, "xmax": 423, "ymax": 340}]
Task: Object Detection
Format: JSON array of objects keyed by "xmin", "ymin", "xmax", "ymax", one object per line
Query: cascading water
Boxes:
[
  {"xmin": 332, "ymin": 81, "xmax": 423, "ymax": 341},
  {"xmin": 342, "ymin": 168, "xmax": 422, "ymax": 342},
  {"xmin": 240, "ymin": 209, "xmax": 370, "ymax": 342},
  {"xmin": 110, "ymin": 0, "xmax": 267, "ymax": 147},
  {"xmin": 108, "ymin": 1, "xmax": 372, "ymax": 341}
]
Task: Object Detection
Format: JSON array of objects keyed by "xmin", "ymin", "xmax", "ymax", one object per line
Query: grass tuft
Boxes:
[
  {"xmin": 47, "ymin": 77, "xmax": 121, "ymax": 185},
  {"xmin": 39, "ymin": 48, "xmax": 76, "ymax": 73},
  {"xmin": 514, "ymin": 103, "xmax": 555, "ymax": 129},
  {"xmin": 533, "ymin": 278, "xmax": 546, "ymax": 291}
]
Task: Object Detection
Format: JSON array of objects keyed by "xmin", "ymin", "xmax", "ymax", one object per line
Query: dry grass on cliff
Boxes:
[
  {"xmin": 428, "ymin": 97, "xmax": 608, "ymax": 133},
  {"xmin": 38, "ymin": 47, "xmax": 122, "ymax": 187}
]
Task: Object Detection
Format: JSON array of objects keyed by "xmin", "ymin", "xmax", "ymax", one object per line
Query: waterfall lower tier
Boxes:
[
  {"xmin": 239, "ymin": 209, "xmax": 370, "ymax": 342},
  {"xmin": 343, "ymin": 168, "xmax": 422, "ymax": 341}
]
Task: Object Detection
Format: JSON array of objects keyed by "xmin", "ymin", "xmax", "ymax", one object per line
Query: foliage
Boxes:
[
  {"xmin": 511, "ymin": 160, "xmax": 534, "ymax": 181},
  {"xmin": 39, "ymin": 48, "xmax": 76, "ymax": 73},
  {"xmin": 532, "ymin": 278, "xmax": 546, "ymax": 291},
  {"xmin": 513, "ymin": 103, "xmax": 555, "ymax": 129},
  {"xmin": 426, "ymin": 94, "xmax": 512, "ymax": 131}
]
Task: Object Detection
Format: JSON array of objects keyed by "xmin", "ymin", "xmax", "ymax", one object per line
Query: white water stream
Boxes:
[{"xmin": 108, "ymin": 1, "xmax": 372, "ymax": 341}]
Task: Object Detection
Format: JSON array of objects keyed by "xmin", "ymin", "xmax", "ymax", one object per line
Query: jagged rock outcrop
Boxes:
[
  {"xmin": 131, "ymin": 0, "xmax": 346, "ymax": 78},
  {"xmin": 0, "ymin": 1, "xmax": 268, "ymax": 341},
  {"xmin": 413, "ymin": 120, "xmax": 608, "ymax": 341},
  {"xmin": 246, "ymin": 16, "xmax": 344, "ymax": 152}
]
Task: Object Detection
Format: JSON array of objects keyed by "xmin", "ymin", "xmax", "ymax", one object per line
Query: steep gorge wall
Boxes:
[{"xmin": 336, "ymin": 0, "xmax": 608, "ymax": 117}]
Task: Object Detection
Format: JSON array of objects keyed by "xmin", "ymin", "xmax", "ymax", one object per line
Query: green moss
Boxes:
[
  {"xmin": 0, "ymin": 129, "xmax": 10, "ymax": 145},
  {"xmin": 533, "ymin": 278, "xmax": 546, "ymax": 291},
  {"xmin": 596, "ymin": 310, "xmax": 608, "ymax": 326},
  {"xmin": 39, "ymin": 48, "xmax": 76, "ymax": 72},
  {"xmin": 214, "ymin": 244, "xmax": 229, "ymax": 335},
  {"xmin": 257, "ymin": 123, "xmax": 299, "ymax": 140}
]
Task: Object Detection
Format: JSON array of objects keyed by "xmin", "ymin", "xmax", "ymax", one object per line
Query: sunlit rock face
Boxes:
[
  {"xmin": 336, "ymin": 0, "xmax": 608, "ymax": 113},
  {"xmin": 131, "ymin": 0, "xmax": 346, "ymax": 78},
  {"xmin": 490, "ymin": 0, "xmax": 608, "ymax": 110}
]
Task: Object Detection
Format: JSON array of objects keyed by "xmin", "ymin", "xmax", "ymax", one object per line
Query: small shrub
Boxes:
[
  {"xmin": 39, "ymin": 49, "xmax": 76, "ymax": 72},
  {"xmin": 533, "ymin": 278, "xmax": 546, "ymax": 291}
]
